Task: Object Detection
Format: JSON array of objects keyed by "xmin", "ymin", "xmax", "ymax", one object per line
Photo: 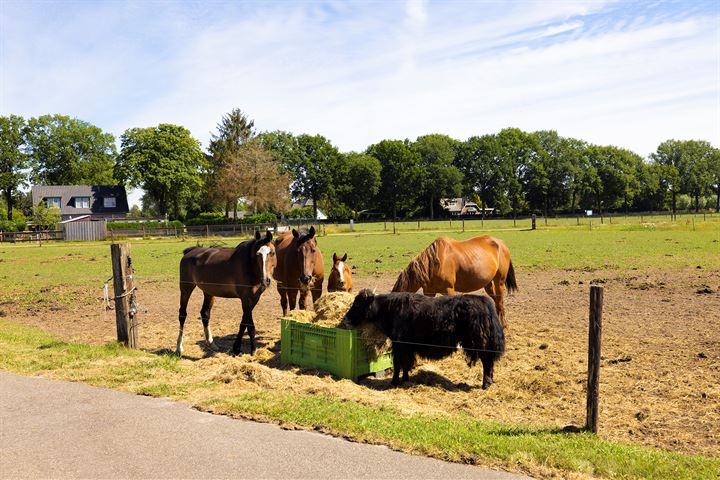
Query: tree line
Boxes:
[{"xmin": 1, "ymin": 111, "xmax": 719, "ymax": 225}]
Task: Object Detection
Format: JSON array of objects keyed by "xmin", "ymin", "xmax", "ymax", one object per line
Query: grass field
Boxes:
[
  {"xmin": 1, "ymin": 221, "xmax": 718, "ymax": 297},
  {"xmin": 0, "ymin": 220, "xmax": 718, "ymax": 478}
]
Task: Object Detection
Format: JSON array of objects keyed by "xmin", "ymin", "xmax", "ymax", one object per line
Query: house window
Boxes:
[
  {"xmin": 75, "ymin": 197, "xmax": 90, "ymax": 209},
  {"xmin": 45, "ymin": 197, "xmax": 61, "ymax": 209},
  {"xmin": 103, "ymin": 197, "xmax": 116, "ymax": 208}
]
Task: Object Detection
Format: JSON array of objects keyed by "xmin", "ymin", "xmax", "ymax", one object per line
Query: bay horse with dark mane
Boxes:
[
  {"xmin": 327, "ymin": 252, "xmax": 352, "ymax": 292},
  {"xmin": 177, "ymin": 230, "xmax": 275, "ymax": 356},
  {"xmin": 274, "ymin": 226, "xmax": 324, "ymax": 315},
  {"xmin": 392, "ymin": 235, "xmax": 517, "ymax": 326}
]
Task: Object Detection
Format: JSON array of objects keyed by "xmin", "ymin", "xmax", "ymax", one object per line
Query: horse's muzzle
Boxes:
[
  {"xmin": 263, "ymin": 277, "xmax": 272, "ymax": 288},
  {"xmin": 300, "ymin": 274, "xmax": 312, "ymax": 285}
]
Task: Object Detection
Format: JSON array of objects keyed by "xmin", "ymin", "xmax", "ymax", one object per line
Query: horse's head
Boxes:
[
  {"xmin": 253, "ymin": 230, "xmax": 275, "ymax": 288},
  {"xmin": 292, "ymin": 226, "xmax": 318, "ymax": 287},
  {"xmin": 344, "ymin": 288, "xmax": 375, "ymax": 326},
  {"xmin": 329, "ymin": 252, "xmax": 352, "ymax": 292}
]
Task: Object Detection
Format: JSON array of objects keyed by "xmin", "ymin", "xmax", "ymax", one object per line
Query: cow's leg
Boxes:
[
  {"xmin": 177, "ymin": 283, "xmax": 195, "ymax": 356},
  {"xmin": 391, "ymin": 346, "xmax": 403, "ymax": 386},
  {"xmin": 200, "ymin": 293, "xmax": 218, "ymax": 352},
  {"xmin": 480, "ymin": 353, "xmax": 495, "ymax": 389},
  {"xmin": 401, "ymin": 350, "xmax": 413, "ymax": 383}
]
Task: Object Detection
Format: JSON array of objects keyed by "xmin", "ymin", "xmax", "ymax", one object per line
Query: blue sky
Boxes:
[{"xmin": 1, "ymin": 0, "xmax": 718, "ymax": 160}]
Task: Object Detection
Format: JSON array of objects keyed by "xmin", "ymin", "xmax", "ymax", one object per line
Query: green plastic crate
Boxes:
[{"xmin": 280, "ymin": 318, "xmax": 393, "ymax": 380}]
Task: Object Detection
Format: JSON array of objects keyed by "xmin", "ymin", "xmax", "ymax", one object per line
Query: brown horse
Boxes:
[
  {"xmin": 274, "ymin": 226, "xmax": 324, "ymax": 315},
  {"xmin": 327, "ymin": 252, "xmax": 353, "ymax": 292},
  {"xmin": 392, "ymin": 235, "xmax": 517, "ymax": 326},
  {"xmin": 177, "ymin": 230, "xmax": 276, "ymax": 356}
]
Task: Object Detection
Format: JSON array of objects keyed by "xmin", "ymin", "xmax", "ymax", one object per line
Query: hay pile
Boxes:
[{"xmin": 284, "ymin": 291, "xmax": 391, "ymax": 356}]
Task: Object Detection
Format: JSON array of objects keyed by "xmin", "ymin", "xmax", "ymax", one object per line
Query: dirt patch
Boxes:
[{"xmin": 5, "ymin": 266, "xmax": 720, "ymax": 456}]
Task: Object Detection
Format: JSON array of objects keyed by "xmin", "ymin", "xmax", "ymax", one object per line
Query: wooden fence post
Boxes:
[
  {"xmin": 586, "ymin": 285, "xmax": 603, "ymax": 433},
  {"xmin": 110, "ymin": 243, "xmax": 138, "ymax": 348}
]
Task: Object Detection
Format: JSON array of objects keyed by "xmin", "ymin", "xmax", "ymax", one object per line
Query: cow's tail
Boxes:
[{"xmin": 486, "ymin": 300, "xmax": 505, "ymax": 361}]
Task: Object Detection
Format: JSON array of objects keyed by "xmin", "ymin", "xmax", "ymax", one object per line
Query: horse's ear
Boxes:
[
  {"xmin": 309, "ymin": 225, "xmax": 315, "ymax": 238},
  {"xmin": 333, "ymin": 252, "xmax": 338, "ymax": 263},
  {"xmin": 265, "ymin": 230, "xmax": 272, "ymax": 242},
  {"xmin": 341, "ymin": 253, "xmax": 347, "ymax": 262},
  {"xmin": 292, "ymin": 228, "xmax": 299, "ymax": 239},
  {"xmin": 255, "ymin": 230, "xmax": 261, "ymax": 240}
]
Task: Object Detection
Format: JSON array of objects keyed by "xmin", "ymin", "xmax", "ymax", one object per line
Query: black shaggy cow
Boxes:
[{"xmin": 345, "ymin": 290, "xmax": 505, "ymax": 389}]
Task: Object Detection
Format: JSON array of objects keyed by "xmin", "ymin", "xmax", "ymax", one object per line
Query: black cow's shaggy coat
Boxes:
[{"xmin": 345, "ymin": 290, "xmax": 505, "ymax": 388}]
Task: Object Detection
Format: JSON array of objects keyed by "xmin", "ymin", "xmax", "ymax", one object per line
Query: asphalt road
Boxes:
[{"xmin": 0, "ymin": 372, "xmax": 529, "ymax": 479}]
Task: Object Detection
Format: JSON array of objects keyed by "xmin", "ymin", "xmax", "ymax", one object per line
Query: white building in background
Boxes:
[{"xmin": 290, "ymin": 198, "xmax": 327, "ymax": 220}]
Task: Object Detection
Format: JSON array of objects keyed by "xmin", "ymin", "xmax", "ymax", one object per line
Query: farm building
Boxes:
[
  {"xmin": 440, "ymin": 197, "xmax": 495, "ymax": 216},
  {"xmin": 31, "ymin": 185, "xmax": 129, "ymax": 222}
]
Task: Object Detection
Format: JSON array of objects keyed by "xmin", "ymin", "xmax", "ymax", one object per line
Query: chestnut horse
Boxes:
[
  {"xmin": 392, "ymin": 235, "xmax": 517, "ymax": 326},
  {"xmin": 327, "ymin": 252, "xmax": 353, "ymax": 292},
  {"xmin": 177, "ymin": 230, "xmax": 276, "ymax": 356},
  {"xmin": 274, "ymin": 226, "xmax": 324, "ymax": 315}
]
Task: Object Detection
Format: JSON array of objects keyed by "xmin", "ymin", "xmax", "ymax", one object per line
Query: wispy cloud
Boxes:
[{"xmin": 1, "ymin": 0, "xmax": 718, "ymax": 161}]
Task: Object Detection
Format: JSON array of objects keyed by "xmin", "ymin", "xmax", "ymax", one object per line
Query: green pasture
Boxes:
[
  {"xmin": 1, "ymin": 221, "xmax": 718, "ymax": 304},
  {"xmin": 1, "ymin": 319, "xmax": 717, "ymax": 480}
]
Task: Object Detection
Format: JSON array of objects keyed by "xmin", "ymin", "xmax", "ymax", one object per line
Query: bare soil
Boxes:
[{"xmin": 6, "ymin": 266, "xmax": 720, "ymax": 456}]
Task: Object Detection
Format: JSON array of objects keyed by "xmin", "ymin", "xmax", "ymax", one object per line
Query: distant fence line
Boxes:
[{"xmin": 0, "ymin": 211, "xmax": 717, "ymax": 243}]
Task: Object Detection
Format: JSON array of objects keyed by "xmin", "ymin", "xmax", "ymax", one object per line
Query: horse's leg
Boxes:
[
  {"xmin": 480, "ymin": 353, "xmax": 495, "ymax": 389},
  {"xmin": 311, "ymin": 281, "xmax": 322, "ymax": 307},
  {"xmin": 279, "ymin": 287, "xmax": 288, "ymax": 316},
  {"xmin": 287, "ymin": 288, "xmax": 298, "ymax": 311},
  {"xmin": 200, "ymin": 293, "xmax": 218, "ymax": 352},
  {"xmin": 492, "ymin": 276, "xmax": 507, "ymax": 328},
  {"xmin": 233, "ymin": 294, "xmax": 259, "ymax": 355},
  {"xmin": 298, "ymin": 287, "xmax": 308, "ymax": 310},
  {"xmin": 484, "ymin": 282, "xmax": 505, "ymax": 328},
  {"xmin": 177, "ymin": 283, "xmax": 195, "ymax": 356}
]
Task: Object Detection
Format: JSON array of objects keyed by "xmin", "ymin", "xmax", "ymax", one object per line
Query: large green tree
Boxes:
[
  {"xmin": 583, "ymin": 145, "xmax": 641, "ymax": 213},
  {"xmin": 335, "ymin": 152, "xmax": 382, "ymax": 213},
  {"xmin": 456, "ymin": 134, "xmax": 503, "ymax": 213},
  {"xmin": 367, "ymin": 139, "xmax": 422, "ymax": 218},
  {"xmin": 494, "ymin": 128, "xmax": 542, "ymax": 216},
  {"xmin": 282, "ymin": 134, "xmax": 341, "ymax": 219},
  {"xmin": 412, "ymin": 134, "xmax": 462, "ymax": 218},
  {"xmin": 708, "ymin": 147, "xmax": 720, "ymax": 212},
  {"xmin": 25, "ymin": 114, "xmax": 116, "ymax": 185},
  {"xmin": 206, "ymin": 109, "xmax": 256, "ymax": 216},
  {"xmin": 115, "ymin": 124, "xmax": 205, "ymax": 219},
  {"xmin": 0, "ymin": 115, "xmax": 29, "ymax": 220}
]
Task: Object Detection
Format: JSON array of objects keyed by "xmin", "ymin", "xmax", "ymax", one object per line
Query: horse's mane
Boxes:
[{"xmin": 392, "ymin": 239, "xmax": 441, "ymax": 292}]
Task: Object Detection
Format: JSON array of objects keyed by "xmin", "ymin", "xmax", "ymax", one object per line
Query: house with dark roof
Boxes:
[
  {"xmin": 440, "ymin": 197, "xmax": 495, "ymax": 216},
  {"xmin": 31, "ymin": 185, "xmax": 129, "ymax": 222}
]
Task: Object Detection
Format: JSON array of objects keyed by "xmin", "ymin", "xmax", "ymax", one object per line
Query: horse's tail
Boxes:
[{"xmin": 505, "ymin": 261, "xmax": 518, "ymax": 293}]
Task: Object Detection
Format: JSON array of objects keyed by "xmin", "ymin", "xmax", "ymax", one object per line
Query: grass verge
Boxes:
[{"xmin": 1, "ymin": 319, "xmax": 716, "ymax": 479}]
